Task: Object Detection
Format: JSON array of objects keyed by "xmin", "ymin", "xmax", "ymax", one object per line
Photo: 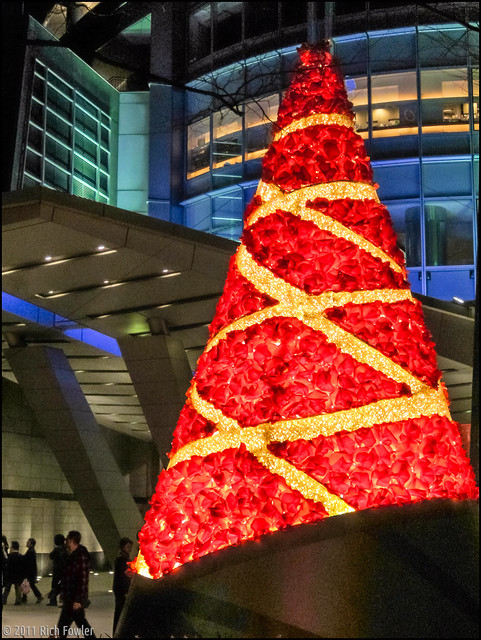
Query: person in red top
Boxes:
[{"xmin": 56, "ymin": 530, "xmax": 96, "ymax": 639}]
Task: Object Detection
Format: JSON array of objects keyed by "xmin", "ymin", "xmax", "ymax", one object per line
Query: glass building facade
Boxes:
[
  {"xmin": 13, "ymin": 18, "xmax": 119, "ymax": 205},
  {"xmin": 180, "ymin": 13, "xmax": 478, "ymax": 301},
  {"xmin": 23, "ymin": 59, "xmax": 113, "ymax": 203},
  {"xmin": 11, "ymin": 3, "xmax": 479, "ymax": 302}
]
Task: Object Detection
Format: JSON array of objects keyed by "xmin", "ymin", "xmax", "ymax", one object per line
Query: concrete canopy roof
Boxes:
[{"xmin": 2, "ymin": 186, "xmax": 237, "ymax": 441}]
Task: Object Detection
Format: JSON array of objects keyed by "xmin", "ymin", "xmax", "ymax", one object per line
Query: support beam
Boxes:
[
  {"xmin": 118, "ymin": 333, "xmax": 193, "ymax": 468},
  {"xmin": 4, "ymin": 345, "xmax": 144, "ymax": 566}
]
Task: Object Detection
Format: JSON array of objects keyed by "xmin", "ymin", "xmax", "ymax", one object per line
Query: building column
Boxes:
[
  {"xmin": 147, "ymin": 83, "xmax": 185, "ymax": 223},
  {"xmin": 4, "ymin": 345, "xmax": 144, "ymax": 566},
  {"xmin": 148, "ymin": 2, "xmax": 187, "ymax": 219},
  {"xmin": 118, "ymin": 329, "xmax": 193, "ymax": 469}
]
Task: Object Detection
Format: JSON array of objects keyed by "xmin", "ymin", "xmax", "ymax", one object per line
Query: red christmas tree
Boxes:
[{"xmin": 132, "ymin": 43, "xmax": 478, "ymax": 580}]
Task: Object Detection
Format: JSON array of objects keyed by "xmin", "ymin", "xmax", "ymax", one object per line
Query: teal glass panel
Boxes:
[
  {"xmin": 46, "ymin": 136, "xmax": 70, "ymax": 169},
  {"xmin": 333, "ymin": 35, "xmax": 368, "ymax": 77},
  {"xmin": 212, "ymin": 187, "xmax": 243, "ymax": 239}
]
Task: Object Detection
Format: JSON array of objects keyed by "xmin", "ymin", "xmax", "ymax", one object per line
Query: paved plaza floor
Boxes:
[{"xmin": 2, "ymin": 572, "xmax": 116, "ymax": 639}]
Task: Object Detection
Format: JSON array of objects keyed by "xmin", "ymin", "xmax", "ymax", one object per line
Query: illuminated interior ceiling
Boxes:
[{"xmin": 2, "ymin": 186, "xmax": 236, "ymax": 441}]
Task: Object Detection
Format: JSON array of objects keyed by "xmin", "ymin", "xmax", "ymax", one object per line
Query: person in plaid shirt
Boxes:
[{"xmin": 56, "ymin": 530, "xmax": 96, "ymax": 638}]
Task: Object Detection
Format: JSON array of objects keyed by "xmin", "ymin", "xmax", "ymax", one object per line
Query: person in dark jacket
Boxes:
[
  {"xmin": 2, "ymin": 535, "xmax": 9, "ymax": 592},
  {"xmin": 47, "ymin": 533, "xmax": 67, "ymax": 606},
  {"xmin": 23, "ymin": 538, "xmax": 43, "ymax": 603},
  {"xmin": 2, "ymin": 541, "xmax": 25, "ymax": 605},
  {"xmin": 112, "ymin": 537, "xmax": 133, "ymax": 634},
  {"xmin": 56, "ymin": 530, "xmax": 96, "ymax": 639}
]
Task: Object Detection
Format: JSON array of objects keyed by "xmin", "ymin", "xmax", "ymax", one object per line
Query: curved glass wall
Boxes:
[{"xmin": 181, "ymin": 22, "xmax": 478, "ymax": 301}]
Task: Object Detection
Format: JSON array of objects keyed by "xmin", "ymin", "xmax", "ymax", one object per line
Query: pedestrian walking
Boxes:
[
  {"xmin": 56, "ymin": 530, "xmax": 96, "ymax": 639},
  {"xmin": 2, "ymin": 535, "xmax": 9, "ymax": 595},
  {"xmin": 23, "ymin": 538, "xmax": 43, "ymax": 603},
  {"xmin": 112, "ymin": 537, "xmax": 133, "ymax": 634},
  {"xmin": 2, "ymin": 541, "xmax": 25, "ymax": 605},
  {"xmin": 47, "ymin": 534, "xmax": 67, "ymax": 606}
]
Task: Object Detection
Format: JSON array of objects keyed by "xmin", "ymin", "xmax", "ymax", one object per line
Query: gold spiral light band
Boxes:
[
  {"xmin": 253, "ymin": 181, "xmax": 380, "ymax": 210},
  {"xmin": 169, "ymin": 384, "xmax": 449, "ymax": 469},
  {"xmin": 273, "ymin": 112, "xmax": 355, "ymax": 141}
]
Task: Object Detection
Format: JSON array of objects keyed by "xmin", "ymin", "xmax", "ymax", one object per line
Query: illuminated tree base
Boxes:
[{"xmin": 116, "ymin": 499, "xmax": 478, "ymax": 639}]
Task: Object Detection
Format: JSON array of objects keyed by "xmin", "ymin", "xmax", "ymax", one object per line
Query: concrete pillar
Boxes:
[
  {"xmin": 4, "ymin": 345, "xmax": 144, "ymax": 566},
  {"xmin": 118, "ymin": 333, "xmax": 193, "ymax": 468}
]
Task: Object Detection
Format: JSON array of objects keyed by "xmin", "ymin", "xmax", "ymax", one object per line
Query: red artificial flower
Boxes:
[
  {"xmin": 269, "ymin": 415, "xmax": 478, "ymax": 511},
  {"xmin": 170, "ymin": 401, "xmax": 217, "ymax": 455},
  {"xmin": 306, "ymin": 198, "xmax": 405, "ymax": 266},
  {"xmin": 208, "ymin": 257, "xmax": 278, "ymax": 338},
  {"xmin": 262, "ymin": 125, "xmax": 373, "ymax": 192},
  {"xmin": 276, "ymin": 45, "xmax": 354, "ymax": 128},
  {"xmin": 195, "ymin": 316, "xmax": 410, "ymax": 427},
  {"xmin": 139, "ymin": 447, "xmax": 328, "ymax": 578},
  {"xmin": 325, "ymin": 299, "xmax": 441, "ymax": 387},
  {"xmin": 242, "ymin": 210, "xmax": 409, "ymax": 294}
]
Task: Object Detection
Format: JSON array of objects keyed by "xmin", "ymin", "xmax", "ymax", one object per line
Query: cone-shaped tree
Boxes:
[{"xmin": 132, "ymin": 43, "xmax": 478, "ymax": 580}]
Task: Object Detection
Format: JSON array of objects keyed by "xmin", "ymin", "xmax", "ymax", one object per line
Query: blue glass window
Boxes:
[
  {"xmin": 418, "ymin": 26, "xmax": 469, "ymax": 67},
  {"xmin": 385, "ymin": 200, "xmax": 421, "ymax": 268},
  {"xmin": 424, "ymin": 199, "xmax": 474, "ymax": 266},
  {"xmin": 422, "ymin": 159, "xmax": 472, "ymax": 197},
  {"xmin": 184, "ymin": 196, "xmax": 211, "ymax": 233},
  {"xmin": 369, "ymin": 30, "xmax": 416, "ymax": 72},
  {"xmin": 373, "ymin": 161, "xmax": 420, "ymax": 200}
]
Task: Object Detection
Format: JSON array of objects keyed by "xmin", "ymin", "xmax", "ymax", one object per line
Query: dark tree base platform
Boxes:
[{"xmin": 115, "ymin": 499, "xmax": 479, "ymax": 638}]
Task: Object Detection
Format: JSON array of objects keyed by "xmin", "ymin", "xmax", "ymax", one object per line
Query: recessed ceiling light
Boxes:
[
  {"xmin": 103, "ymin": 280, "xmax": 110, "ymax": 284},
  {"xmin": 44, "ymin": 255, "xmax": 52, "ymax": 261},
  {"xmin": 97, "ymin": 245, "xmax": 106, "ymax": 251},
  {"xmin": 162, "ymin": 269, "xmax": 169, "ymax": 273},
  {"xmin": 48, "ymin": 290, "xmax": 54, "ymax": 294}
]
